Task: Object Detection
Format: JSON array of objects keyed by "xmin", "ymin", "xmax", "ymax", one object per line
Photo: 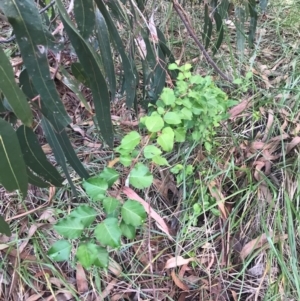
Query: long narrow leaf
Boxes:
[
  {"xmin": 248, "ymin": 0, "xmax": 258, "ymax": 48},
  {"xmin": 213, "ymin": 12, "xmax": 224, "ymax": 55},
  {"xmin": 74, "ymin": 0, "xmax": 95, "ymax": 39},
  {"xmin": 0, "ymin": 0, "xmax": 71, "ymax": 130},
  {"xmin": 0, "ymin": 118, "xmax": 28, "ymax": 197},
  {"xmin": 41, "ymin": 117, "xmax": 77, "ymax": 196},
  {"xmin": 95, "ymin": 8, "xmax": 116, "ymax": 99},
  {"xmin": 27, "ymin": 168, "xmax": 50, "ymax": 188},
  {"xmin": 95, "ymin": 0, "xmax": 137, "ymax": 108},
  {"xmin": 16, "ymin": 125, "xmax": 64, "ymax": 186},
  {"xmin": 0, "ymin": 47, "xmax": 33, "ymax": 127},
  {"xmin": 56, "ymin": 0, "xmax": 114, "ymax": 147}
]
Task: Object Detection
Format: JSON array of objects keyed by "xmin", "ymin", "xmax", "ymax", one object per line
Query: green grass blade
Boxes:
[{"xmin": 0, "ymin": 47, "xmax": 33, "ymax": 127}]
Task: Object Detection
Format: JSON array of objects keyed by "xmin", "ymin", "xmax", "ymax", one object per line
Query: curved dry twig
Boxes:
[{"xmin": 172, "ymin": 0, "xmax": 233, "ymax": 83}]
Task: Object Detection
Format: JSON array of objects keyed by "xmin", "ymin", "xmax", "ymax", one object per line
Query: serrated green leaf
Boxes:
[
  {"xmin": 69, "ymin": 205, "xmax": 97, "ymax": 227},
  {"xmin": 95, "ymin": 217, "xmax": 121, "ymax": 248},
  {"xmin": 16, "ymin": 125, "xmax": 64, "ymax": 187},
  {"xmin": 160, "ymin": 87, "xmax": 176, "ymax": 106},
  {"xmin": 0, "ymin": 47, "xmax": 33, "ymax": 127},
  {"xmin": 0, "ymin": 215, "xmax": 11, "ymax": 236},
  {"xmin": 129, "ymin": 163, "xmax": 153, "ymax": 189},
  {"xmin": 164, "ymin": 112, "xmax": 182, "ymax": 125},
  {"xmin": 99, "ymin": 167, "xmax": 119, "ymax": 187},
  {"xmin": 145, "ymin": 115, "xmax": 164, "ymax": 133},
  {"xmin": 76, "ymin": 242, "xmax": 98, "ymax": 268},
  {"xmin": 157, "ymin": 127, "xmax": 174, "ymax": 152},
  {"xmin": 74, "ymin": 0, "xmax": 95, "ymax": 39},
  {"xmin": 121, "ymin": 200, "xmax": 146, "ymax": 227},
  {"xmin": 143, "ymin": 145, "xmax": 162, "ymax": 159},
  {"xmin": 119, "ymin": 131, "xmax": 140, "ymax": 151},
  {"xmin": 119, "ymin": 155, "xmax": 132, "ymax": 167},
  {"xmin": 103, "ymin": 197, "xmax": 120, "ymax": 216},
  {"xmin": 82, "ymin": 176, "xmax": 108, "ymax": 201},
  {"xmin": 56, "ymin": 0, "xmax": 113, "ymax": 147},
  {"xmin": 93, "ymin": 246, "xmax": 109, "ymax": 268},
  {"xmin": 120, "ymin": 221, "xmax": 136, "ymax": 239},
  {"xmin": 54, "ymin": 217, "xmax": 84, "ymax": 239},
  {"xmin": 0, "ymin": 0, "xmax": 71, "ymax": 130},
  {"xmin": 0, "ymin": 118, "xmax": 27, "ymax": 197},
  {"xmin": 48, "ymin": 240, "xmax": 71, "ymax": 262},
  {"xmin": 152, "ymin": 155, "xmax": 169, "ymax": 166},
  {"xmin": 95, "ymin": 8, "xmax": 116, "ymax": 99}
]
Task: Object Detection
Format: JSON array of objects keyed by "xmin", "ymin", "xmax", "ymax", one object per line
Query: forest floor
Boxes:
[{"xmin": 1, "ymin": 0, "xmax": 300, "ymax": 300}]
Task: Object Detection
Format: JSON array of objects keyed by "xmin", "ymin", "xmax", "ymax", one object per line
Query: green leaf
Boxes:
[
  {"xmin": 120, "ymin": 221, "xmax": 136, "ymax": 239},
  {"xmin": 157, "ymin": 127, "xmax": 174, "ymax": 152},
  {"xmin": 54, "ymin": 217, "xmax": 85, "ymax": 239},
  {"xmin": 103, "ymin": 197, "xmax": 121, "ymax": 217},
  {"xmin": 129, "ymin": 163, "xmax": 153, "ymax": 189},
  {"xmin": 99, "ymin": 168, "xmax": 119, "ymax": 187},
  {"xmin": 41, "ymin": 117, "xmax": 77, "ymax": 196},
  {"xmin": 19, "ymin": 69, "xmax": 38, "ymax": 99},
  {"xmin": 56, "ymin": 0, "xmax": 113, "ymax": 147},
  {"xmin": 52, "ymin": 128, "xmax": 89, "ymax": 179},
  {"xmin": 95, "ymin": 0, "xmax": 137, "ymax": 108},
  {"xmin": 82, "ymin": 176, "xmax": 108, "ymax": 201},
  {"xmin": 0, "ymin": 47, "xmax": 33, "ymax": 127},
  {"xmin": 160, "ymin": 88, "xmax": 176, "ymax": 106},
  {"xmin": 121, "ymin": 200, "xmax": 146, "ymax": 227},
  {"xmin": 174, "ymin": 128, "xmax": 186, "ymax": 142},
  {"xmin": 60, "ymin": 67, "xmax": 92, "ymax": 113},
  {"xmin": 93, "ymin": 246, "xmax": 109, "ymax": 268},
  {"xmin": 76, "ymin": 242, "xmax": 98, "ymax": 269},
  {"xmin": 16, "ymin": 125, "xmax": 64, "ymax": 187},
  {"xmin": 0, "ymin": 0, "xmax": 71, "ymax": 130},
  {"xmin": 0, "ymin": 216, "xmax": 11, "ymax": 236},
  {"xmin": 180, "ymin": 108, "xmax": 193, "ymax": 120},
  {"xmin": 95, "ymin": 8, "xmax": 116, "ymax": 99},
  {"xmin": 74, "ymin": 0, "xmax": 95, "ymax": 39},
  {"xmin": 143, "ymin": 145, "xmax": 162, "ymax": 159},
  {"xmin": 69, "ymin": 205, "xmax": 97, "ymax": 227},
  {"xmin": 145, "ymin": 115, "xmax": 164, "ymax": 133},
  {"xmin": 0, "ymin": 118, "xmax": 28, "ymax": 197},
  {"xmin": 48, "ymin": 240, "xmax": 71, "ymax": 262},
  {"xmin": 71, "ymin": 62, "xmax": 91, "ymax": 88},
  {"xmin": 26, "ymin": 168, "xmax": 50, "ymax": 188},
  {"xmin": 119, "ymin": 131, "xmax": 141, "ymax": 151},
  {"xmin": 164, "ymin": 112, "xmax": 182, "ymax": 125},
  {"xmin": 152, "ymin": 155, "xmax": 169, "ymax": 166},
  {"xmin": 95, "ymin": 217, "xmax": 121, "ymax": 248},
  {"xmin": 119, "ymin": 155, "xmax": 132, "ymax": 167}
]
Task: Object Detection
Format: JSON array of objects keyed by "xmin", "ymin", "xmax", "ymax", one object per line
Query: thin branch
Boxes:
[
  {"xmin": 172, "ymin": 0, "xmax": 233, "ymax": 83},
  {"xmin": 0, "ymin": 0, "xmax": 56, "ymax": 44}
]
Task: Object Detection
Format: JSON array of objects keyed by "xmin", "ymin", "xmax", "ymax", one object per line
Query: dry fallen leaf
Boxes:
[
  {"xmin": 76, "ymin": 263, "xmax": 88, "ymax": 294},
  {"xmin": 286, "ymin": 136, "xmax": 300, "ymax": 154},
  {"xmin": 165, "ymin": 255, "xmax": 210, "ymax": 269},
  {"xmin": 240, "ymin": 233, "xmax": 288, "ymax": 260},
  {"xmin": 171, "ymin": 270, "xmax": 189, "ymax": 291},
  {"xmin": 123, "ymin": 187, "xmax": 172, "ymax": 239},
  {"xmin": 229, "ymin": 98, "xmax": 251, "ymax": 119}
]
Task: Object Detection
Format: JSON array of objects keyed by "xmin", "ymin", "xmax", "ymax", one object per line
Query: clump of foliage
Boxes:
[{"xmin": 48, "ymin": 63, "xmax": 235, "ymax": 269}]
